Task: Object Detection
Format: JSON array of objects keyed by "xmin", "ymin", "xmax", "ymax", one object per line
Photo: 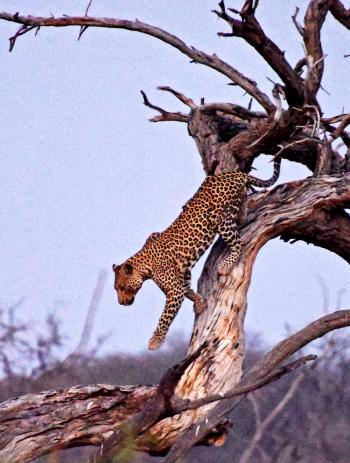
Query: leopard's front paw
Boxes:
[
  {"xmin": 148, "ymin": 334, "xmax": 164, "ymax": 350},
  {"xmin": 194, "ymin": 297, "xmax": 207, "ymax": 315}
]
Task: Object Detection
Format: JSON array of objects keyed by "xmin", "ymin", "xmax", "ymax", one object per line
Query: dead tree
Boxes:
[{"xmin": 0, "ymin": 1, "xmax": 349, "ymax": 462}]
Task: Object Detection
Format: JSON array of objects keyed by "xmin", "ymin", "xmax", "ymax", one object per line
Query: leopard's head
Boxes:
[{"xmin": 112, "ymin": 261, "xmax": 143, "ymax": 306}]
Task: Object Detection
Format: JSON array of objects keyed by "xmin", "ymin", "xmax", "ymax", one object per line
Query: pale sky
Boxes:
[{"xmin": 1, "ymin": 0, "xmax": 349, "ymax": 355}]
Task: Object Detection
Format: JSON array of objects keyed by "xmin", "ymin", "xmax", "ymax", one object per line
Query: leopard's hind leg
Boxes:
[
  {"xmin": 237, "ymin": 194, "xmax": 248, "ymax": 225},
  {"xmin": 184, "ymin": 270, "xmax": 206, "ymax": 315},
  {"xmin": 217, "ymin": 209, "xmax": 242, "ymax": 275}
]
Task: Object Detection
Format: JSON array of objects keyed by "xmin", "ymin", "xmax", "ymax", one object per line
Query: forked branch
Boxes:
[
  {"xmin": 165, "ymin": 310, "xmax": 350, "ymax": 462},
  {"xmin": 1, "ymin": 310, "xmax": 349, "ymax": 463},
  {"xmin": 215, "ymin": 0, "xmax": 304, "ymax": 106},
  {"xmin": 140, "ymin": 90, "xmax": 190, "ymax": 123}
]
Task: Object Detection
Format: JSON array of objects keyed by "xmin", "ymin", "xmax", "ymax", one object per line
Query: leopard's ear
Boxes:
[
  {"xmin": 124, "ymin": 262, "xmax": 133, "ymax": 274},
  {"xmin": 112, "ymin": 264, "xmax": 121, "ymax": 274}
]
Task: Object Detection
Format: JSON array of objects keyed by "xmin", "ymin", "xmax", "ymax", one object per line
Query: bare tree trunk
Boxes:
[{"xmin": 1, "ymin": 310, "xmax": 349, "ymax": 462}]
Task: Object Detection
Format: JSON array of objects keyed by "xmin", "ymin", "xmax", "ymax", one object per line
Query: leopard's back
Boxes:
[
  {"xmin": 161, "ymin": 172, "xmax": 248, "ymax": 268},
  {"xmin": 114, "ymin": 161, "xmax": 281, "ymax": 350}
]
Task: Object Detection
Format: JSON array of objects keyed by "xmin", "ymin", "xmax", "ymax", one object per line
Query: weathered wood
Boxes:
[
  {"xmin": 164, "ymin": 309, "xmax": 350, "ymax": 462},
  {"xmin": 0, "ymin": 384, "xmax": 156, "ymax": 462},
  {"xmin": 0, "ymin": 175, "xmax": 349, "ymax": 462},
  {"xmin": 2, "ymin": 309, "xmax": 349, "ymax": 462},
  {"xmin": 147, "ymin": 173, "xmax": 350, "ymax": 455}
]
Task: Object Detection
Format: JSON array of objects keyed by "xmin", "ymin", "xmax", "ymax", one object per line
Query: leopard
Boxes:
[{"xmin": 113, "ymin": 158, "xmax": 281, "ymax": 350}]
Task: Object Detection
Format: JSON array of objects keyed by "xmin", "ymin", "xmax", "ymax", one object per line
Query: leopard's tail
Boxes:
[{"xmin": 248, "ymin": 157, "xmax": 281, "ymax": 188}]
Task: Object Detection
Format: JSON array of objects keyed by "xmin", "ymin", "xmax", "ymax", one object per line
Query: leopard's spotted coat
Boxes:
[{"xmin": 113, "ymin": 158, "xmax": 281, "ymax": 350}]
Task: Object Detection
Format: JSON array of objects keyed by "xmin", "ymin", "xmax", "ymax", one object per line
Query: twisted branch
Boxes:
[
  {"xmin": 0, "ymin": 11, "xmax": 274, "ymax": 112},
  {"xmin": 165, "ymin": 310, "xmax": 350, "ymax": 462},
  {"xmin": 214, "ymin": 0, "xmax": 304, "ymax": 106},
  {"xmin": 140, "ymin": 90, "xmax": 189, "ymax": 123},
  {"xmin": 330, "ymin": 0, "xmax": 350, "ymax": 29}
]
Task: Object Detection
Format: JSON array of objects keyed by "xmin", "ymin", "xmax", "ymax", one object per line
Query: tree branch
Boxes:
[
  {"xmin": 172, "ymin": 355, "xmax": 315, "ymax": 414},
  {"xmin": 303, "ymin": 0, "xmax": 332, "ymax": 103},
  {"xmin": 214, "ymin": 0, "xmax": 304, "ymax": 106},
  {"xmin": 157, "ymin": 86, "xmax": 197, "ymax": 110},
  {"xmin": 280, "ymin": 208, "xmax": 350, "ymax": 264},
  {"xmin": 328, "ymin": 114, "xmax": 350, "ymax": 143},
  {"xmin": 198, "ymin": 102, "xmax": 266, "ymax": 120},
  {"xmin": 0, "ymin": 384, "xmax": 157, "ymax": 462},
  {"xmin": 140, "ymin": 90, "xmax": 189, "ymax": 123},
  {"xmin": 92, "ymin": 351, "xmax": 314, "ymax": 462},
  {"xmin": 164, "ymin": 310, "xmax": 350, "ymax": 462},
  {"xmin": 329, "ymin": 0, "xmax": 350, "ymax": 29},
  {"xmin": 0, "ymin": 11, "xmax": 274, "ymax": 112},
  {"xmin": 291, "ymin": 7, "xmax": 304, "ymax": 37},
  {"xmin": 240, "ymin": 173, "xmax": 350, "ymax": 255}
]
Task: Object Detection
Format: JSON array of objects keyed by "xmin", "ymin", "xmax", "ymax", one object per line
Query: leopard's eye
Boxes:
[{"xmin": 120, "ymin": 285, "xmax": 125, "ymax": 291}]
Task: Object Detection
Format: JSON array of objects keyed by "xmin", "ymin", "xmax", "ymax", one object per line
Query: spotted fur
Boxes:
[{"xmin": 113, "ymin": 158, "xmax": 281, "ymax": 350}]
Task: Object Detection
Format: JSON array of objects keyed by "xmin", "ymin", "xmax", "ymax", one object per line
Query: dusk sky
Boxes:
[{"xmin": 1, "ymin": 0, "xmax": 349, "ymax": 355}]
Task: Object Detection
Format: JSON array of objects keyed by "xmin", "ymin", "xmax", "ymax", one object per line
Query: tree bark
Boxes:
[
  {"xmin": 1, "ymin": 310, "xmax": 349, "ymax": 462},
  {"xmin": 0, "ymin": 385, "xmax": 155, "ymax": 462},
  {"xmin": 0, "ymin": 175, "xmax": 349, "ymax": 461}
]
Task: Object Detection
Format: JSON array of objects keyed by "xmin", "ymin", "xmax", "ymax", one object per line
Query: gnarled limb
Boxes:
[
  {"xmin": 140, "ymin": 90, "xmax": 190, "ymax": 123},
  {"xmin": 330, "ymin": 0, "xmax": 350, "ymax": 29},
  {"xmin": 2, "ymin": 307, "xmax": 349, "ymax": 463},
  {"xmin": 214, "ymin": 0, "xmax": 304, "ymax": 106},
  {"xmin": 165, "ymin": 310, "xmax": 350, "ymax": 462},
  {"xmin": 303, "ymin": 0, "xmax": 330, "ymax": 102},
  {"xmin": 281, "ymin": 208, "xmax": 350, "ymax": 264},
  {"xmin": 241, "ymin": 173, "xmax": 350, "ymax": 251},
  {"xmin": 0, "ymin": 11, "xmax": 274, "ymax": 112},
  {"xmin": 0, "ymin": 384, "xmax": 156, "ymax": 462}
]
